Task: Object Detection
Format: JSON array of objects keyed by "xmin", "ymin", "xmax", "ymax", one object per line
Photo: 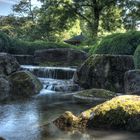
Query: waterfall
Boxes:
[
  {"xmin": 21, "ymin": 65, "xmax": 76, "ymax": 80},
  {"xmin": 20, "ymin": 65, "xmax": 81, "ymax": 94}
]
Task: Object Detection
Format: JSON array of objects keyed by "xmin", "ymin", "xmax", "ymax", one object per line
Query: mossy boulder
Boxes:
[
  {"xmin": 54, "ymin": 111, "xmax": 80, "ymax": 131},
  {"xmin": 74, "ymin": 54, "xmax": 134, "ymax": 92},
  {"xmin": 124, "ymin": 70, "xmax": 140, "ymax": 95},
  {"xmin": 73, "ymin": 88, "xmax": 115, "ymax": 104},
  {"xmin": 9, "ymin": 71, "xmax": 43, "ymax": 98},
  {"xmin": 0, "ymin": 75, "xmax": 10, "ymax": 101},
  {"xmin": 85, "ymin": 95, "xmax": 140, "ymax": 131},
  {"xmin": 134, "ymin": 45, "xmax": 140, "ymax": 69},
  {"xmin": 0, "ymin": 53, "xmax": 20, "ymax": 75},
  {"xmin": 54, "ymin": 95, "xmax": 140, "ymax": 132},
  {"xmin": 34, "ymin": 48, "xmax": 88, "ymax": 66}
]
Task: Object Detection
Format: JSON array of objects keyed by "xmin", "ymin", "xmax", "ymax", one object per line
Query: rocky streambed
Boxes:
[{"xmin": 0, "ymin": 52, "xmax": 140, "ymax": 140}]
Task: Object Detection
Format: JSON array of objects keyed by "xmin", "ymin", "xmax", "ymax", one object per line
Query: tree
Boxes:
[
  {"xmin": 37, "ymin": 0, "xmax": 78, "ymax": 41},
  {"xmin": 39, "ymin": 0, "xmax": 119, "ymax": 37},
  {"xmin": 39, "ymin": 0, "xmax": 140, "ymax": 38},
  {"xmin": 120, "ymin": 0, "xmax": 140, "ymax": 30},
  {"xmin": 13, "ymin": 0, "xmax": 38, "ymax": 22}
]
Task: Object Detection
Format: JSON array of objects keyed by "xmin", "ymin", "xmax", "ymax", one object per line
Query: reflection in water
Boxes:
[
  {"xmin": 0, "ymin": 99, "xmax": 140, "ymax": 140},
  {"xmin": 0, "ymin": 100, "xmax": 41, "ymax": 140}
]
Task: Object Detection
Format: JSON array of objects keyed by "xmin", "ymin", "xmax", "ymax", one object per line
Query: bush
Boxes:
[
  {"xmin": 134, "ymin": 45, "xmax": 140, "ymax": 68},
  {"xmin": 8, "ymin": 40, "xmax": 78, "ymax": 55},
  {"xmin": 91, "ymin": 31, "xmax": 140, "ymax": 55},
  {"xmin": 0, "ymin": 31, "xmax": 12, "ymax": 52}
]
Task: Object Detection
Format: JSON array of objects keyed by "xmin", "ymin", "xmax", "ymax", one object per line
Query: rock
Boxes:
[
  {"xmin": 124, "ymin": 70, "xmax": 140, "ymax": 95},
  {"xmin": 86, "ymin": 95, "xmax": 140, "ymax": 131},
  {"xmin": 54, "ymin": 84, "xmax": 81, "ymax": 92},
  {"xmin": 13, "ymin": 55, "xmax": 34, "ymax": 65},
  {"xmin": 73, "ymin": 88, "xmax": 115, "ymax": 104},
  {"xmin": 0, "ymin": 137, "xmax": 6, "ymax": 140},
  {"xmin": 54, "ymin": 95, "xmax": 140, "ymax": 132},
  {"xmin": 0, "ymin": 75, "xmax": 10, "ymax": 101},
  {"xmin": 9, "ymin": 71, "xmax": 43, "ymax": 98},
  {"xmin": 74, "ymin": 54, "xmax": 134, "ymax": 93},
  {"xmin": 54, "ymin": 111, "xmax": 80, "ymax": 131},
  {"xmin": 34, "ymin": 48, "xmax": 88, "ymax": 66},
  {"xmin": 0, "ymin": 53, "xmax": 20, "ymax": 75}
]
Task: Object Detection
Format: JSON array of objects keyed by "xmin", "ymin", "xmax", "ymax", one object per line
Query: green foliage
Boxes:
[
  {"xmin": 91, "ymin": 31, "xmax": 140, "ymax": 55},
  {"xmin": 134, "ymin": 45, "xmax": 140, "ymax": 69},
  {"xmin": 9, "ymin": 40, "xmax": 77, "ymax": 55},
  {"xmin": 0, "ymin": 31, "xmax": 12, "ymax": 52}
]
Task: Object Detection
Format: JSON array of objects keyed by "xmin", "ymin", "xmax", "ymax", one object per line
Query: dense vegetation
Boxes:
[
  {"xmin": 10, "ymin": 40, "xmax": 76, "ymax": 55},
  {"xmin": 0, "ymin": 0, "xmax": 140, "ymax": 56},
  {"xmin": 90, "ymin": 31, "xmax": 140, "ymax": 55},
  {"xmin": 0, "ymin": 32, "xmax": 11, "ymax": 52},
  {"xmin": 0, "ymin": 31, "xmax": 76, "ymax": 55},
  {"xmin": 0, "ymin": 0, "xmax": 140, "ymax": 41},
  {"xmin": 134, "ymin": 45, "xmax": 140, "ymax": 69}
]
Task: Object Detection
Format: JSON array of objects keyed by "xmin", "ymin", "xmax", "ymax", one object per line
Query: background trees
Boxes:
[{"xmin": 0, "ymin": 0, "xmax": 139, "ymax": 41}]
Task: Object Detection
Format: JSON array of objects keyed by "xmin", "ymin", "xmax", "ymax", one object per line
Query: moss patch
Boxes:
[
  {"xmin": 79, "ymin": 89, "xmax": 115, "ymax": 98},
  {"xmin": 9, "ymin": 71, "xmax": 43, "ymax": 98},
  {"xmin": 54, "ymin": 95, "xmax": 140, "ymax": 132}
]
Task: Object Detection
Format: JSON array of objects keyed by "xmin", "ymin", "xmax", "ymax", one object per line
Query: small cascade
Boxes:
[
  {"xmin": 21, "ymin": 65, "xmax": 76, "ymax": 80},
  {"xmin": 38, "ymin": 78, "xmax": 81, "ymax": 94},
  {"xmin": 20, "ymin": 65, "xmax": 81, "ymax": 95}
]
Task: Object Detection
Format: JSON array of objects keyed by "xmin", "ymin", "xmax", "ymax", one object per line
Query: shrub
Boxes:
[
  {"xmin": 91, "ymin": 31, "xmax": 140, "ymax": 55},
  {"xmin": 134, "ymin": 45, "xmax": 140, "ymax": 68},
  {"xmin": 0, "ymin": 31, "xmax": 12, "ymax": 52},
  {"xmin": 9, "ymin": 40, "xmax": 78, "ymax": 55}
]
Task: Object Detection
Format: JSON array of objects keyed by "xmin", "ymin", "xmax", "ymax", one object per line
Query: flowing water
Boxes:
[{"xmin": 0, "ymin": 66, "xmax": 140, "ymax": 140}]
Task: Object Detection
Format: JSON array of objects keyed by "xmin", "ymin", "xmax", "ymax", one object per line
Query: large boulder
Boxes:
[
  {"xmin": 134, "ymin": 44, "xmax": 140, "ymax": 69},
  {"xmin": 9, "ymin": 71, "xmax": 43, "ymax": 98},
  {"xmin": 86, "ymin": 95, "xmax": 140, "ymax": 131},
  {"xmin": 54, "ymin": 95, "xmax": 140, "ymax": 132},
  {"xmin": 13, "ymin": 55, "xmax": 34, "ymax": 65},
  {"xmin": 73, "ymin": 88, "xmax": 115, "ymax": 104},
  {"xmin": 74, "ymin": 54, "xmax": 134, "ymax": 93},
  {"xmin": 124, "ymin": 70, "xmax": 140, "ymax": 95},
  {"xmin": 0, "ymin": 75, "xmax": 10, "ymax": 101},
  {"xmin": 0, "ymin": 53, "xmax": 20, "ymax": 75},
  {"xmin": 34, "ymin": 48, "xmax": 88, "ymax": 66}
]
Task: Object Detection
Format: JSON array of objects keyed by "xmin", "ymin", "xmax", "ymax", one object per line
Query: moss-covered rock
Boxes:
[
  {"xmin": 0, "ymin": 53, "xmax": 20, "ymax": 75},
  {"xmin": 0, "ymin": 75, "xmax": 10, "ymax": 101},
  {"xmin": 85, "ymin": 95, "xmax": 140, "ymax": 131},
  {"xmin": 54, "ymin": 111, "xmax": 80, "ymax": 131},
  {"xmin": 73, "ymin": 88, "xmax": 116, "ymax": 104},
  {"xmin": 124, "ymin": 70, "xmax": 140, "ymax": 95},
  {"xmin": 54, "ymin": 95, "xmax": 140, "ymax": 132},
  {"xmin": 74, "ymin": 54, "xmax": 134, "ymax": 93},
  {"xmin": 34, "ymin": 48, "xmax": 88, "ymax": 66},
  {"xmin": 134, "ymin": 45, "xmax": 140, "ymax": 69},
  {"xmin": 9, "ymin": 71, "xmax": 43, "ymax": 98}
]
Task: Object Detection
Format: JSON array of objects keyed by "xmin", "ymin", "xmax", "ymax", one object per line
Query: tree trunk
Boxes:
[
  {"xmin": 88, "ymin": 0, "xmax": 100, "ymax": 38},
  {"xmin": 29, "ymin": 0, "xmax": 34, "ymax": 22},
  {"xmin": 91, "ymin": 5, "xmax": 100, "ymax": 38}
]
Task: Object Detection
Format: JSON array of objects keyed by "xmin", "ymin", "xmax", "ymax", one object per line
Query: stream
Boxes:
[{"xmin": 0, "ymin": 65, "xmax": 140, "ymax": 140}]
